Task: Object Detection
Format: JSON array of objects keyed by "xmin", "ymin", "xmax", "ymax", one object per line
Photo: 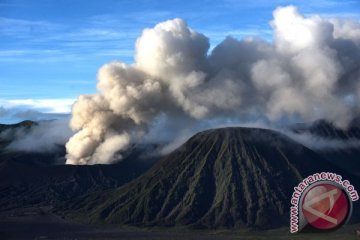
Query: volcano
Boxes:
[{"xmin": 59, "ymin": 127, "xmax": 356, "ymax": 229}]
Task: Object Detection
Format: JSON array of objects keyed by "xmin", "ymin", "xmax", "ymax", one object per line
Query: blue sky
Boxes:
[{"xmin": 0, "ymin": 0, "xmax": 359, "ymax": 122}]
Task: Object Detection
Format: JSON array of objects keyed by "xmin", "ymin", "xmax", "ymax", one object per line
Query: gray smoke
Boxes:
[{"xmin": 66, "ymin": 6, "xmax": 360, "ymax": 165}]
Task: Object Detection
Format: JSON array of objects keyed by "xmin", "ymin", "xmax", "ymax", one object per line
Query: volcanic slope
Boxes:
[
  {"xmin": 60, "ymin": 127, "xmax": 353, "ymax": 229},
  {"xmin": 0, "ymin": 121, "xmax": 159, "ymax": 210}
]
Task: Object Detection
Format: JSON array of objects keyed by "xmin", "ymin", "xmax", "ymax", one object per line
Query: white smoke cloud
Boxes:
[
  {"xmin": 283, "ymin": 131, "xmax": 360, "ymax": 150},
  {"xmin": 2, "ymin": 119, "xmax": 72, "ymax": 152},
  {"xmin": 66, "ymin": 6, "xmax": 360, "ymax": 165}
]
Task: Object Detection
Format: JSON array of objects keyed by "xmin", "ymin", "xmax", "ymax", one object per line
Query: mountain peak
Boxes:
[{"xmin": 60, "ymin": 127, "xmax": 340, "ymax": 229}]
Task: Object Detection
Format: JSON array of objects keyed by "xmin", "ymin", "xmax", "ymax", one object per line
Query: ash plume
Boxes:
[{"xmin": 66, "ymin": 6, "xmax": 360, "ymax": 165}]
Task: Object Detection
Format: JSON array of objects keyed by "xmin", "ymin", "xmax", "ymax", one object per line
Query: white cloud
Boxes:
[{"xmin": 0, "ymin": 98, "xmax": 75, "ymax": 113}]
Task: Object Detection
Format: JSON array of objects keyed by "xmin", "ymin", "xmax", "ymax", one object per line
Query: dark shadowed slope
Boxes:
[
  {"xmin": 291, "ymin": 119, "xmax": 360, "ymax": 140},
  {"xmin": 0, "ymin": 120, "xmax": 36, "ymax": 131},
  {"xmin": 59, "ymin": 127, "xmax": 351, "ymax": 229},
  {"xmin": 0, "ymin": 122, "xmax": 160, "ymax": 211},
  {"xmin": 291, "ymin": 119, "xmax": 360, "ymax": 176},
  {"xmin": 0, "ymin": 153, "xmax": 158, "ymax": 211}
]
